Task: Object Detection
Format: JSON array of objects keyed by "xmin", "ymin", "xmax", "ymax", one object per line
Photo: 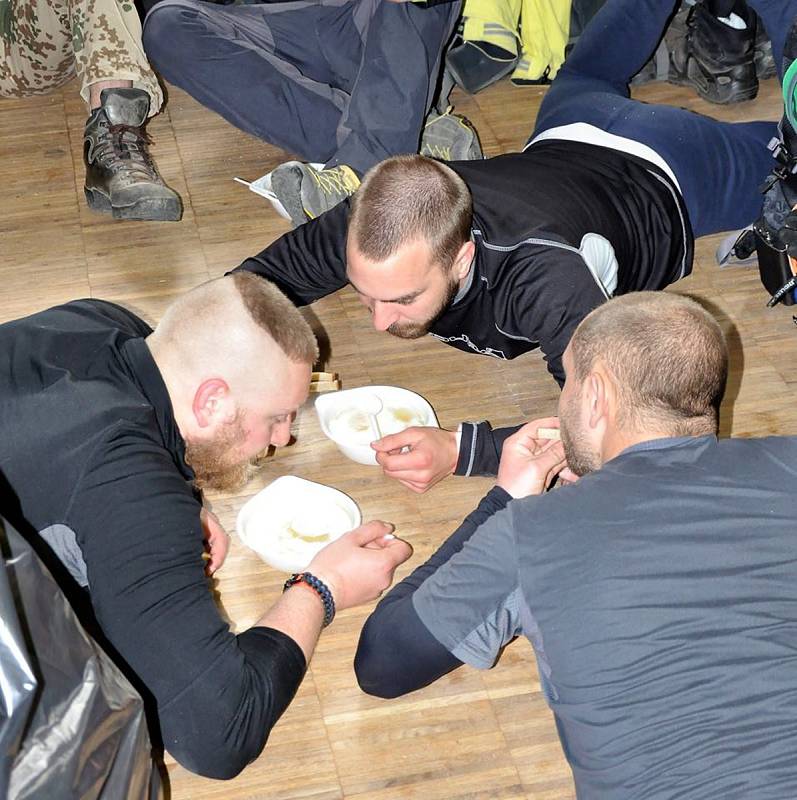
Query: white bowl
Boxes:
[
  {"xmin": 236, "ymin": 476, "xmax": 361, "ymax": 573},
  {"xmin": 315, "ymin": 385, "xmax": 439, "ymax": 465}
]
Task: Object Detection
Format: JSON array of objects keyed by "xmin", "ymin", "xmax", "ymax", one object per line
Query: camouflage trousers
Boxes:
[{"xmin": 0, "ymin": 0, "xmax": 163, "ymax": 114}]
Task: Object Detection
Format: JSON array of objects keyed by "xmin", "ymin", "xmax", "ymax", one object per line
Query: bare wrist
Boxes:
[
  {"xmin": 448, "ymin": 429, "xmax": 460, "ymax": 473},
  {"xmin": 283, "ymin": 572, "xmax": 336, "ymax": 627},
  {"xmin": 496, "ymin": 475, "xmax": 543, "ymax": 499},
  {"xmin": 495, "ymin": 477, "xmax": 515, "ymax": 497}
]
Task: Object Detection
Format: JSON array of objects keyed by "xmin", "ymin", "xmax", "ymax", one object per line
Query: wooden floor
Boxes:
[{"xmin": 4, "ymin": 69, "xmax": 797, "ymax": 799}]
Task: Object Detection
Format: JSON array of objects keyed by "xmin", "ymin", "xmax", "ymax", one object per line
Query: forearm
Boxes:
[
  {"xmin": 355, "ymin": 487, "xmax": 511, "ymax": 696},
  {"xmin": 233, "ymin": 201, "xmax": 350, "ymax": 305},
  {"xmin": 389, "ymin": 486, "xmax": 510, "ymax": 593},
  {"xmin": 75, "ymin": 460, "xmax": 315, "ymax": 781},
  {"xmin": 172, "ymin": 588, "xmax": 330, "ymax": 777},
  {"xmin": 255, "ymin": 583, "xmax": 325, "ymax": 663},
  {"xmin": 159, "ymin": 625, "xmax": 308, "ymax": 779}
]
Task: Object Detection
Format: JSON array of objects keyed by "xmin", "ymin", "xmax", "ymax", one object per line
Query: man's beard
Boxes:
[
  {"xmin": 184, "ymin": 414, "xmax": 256, "ymax": 493},
  {"xmin": 386, "ymin": 274, "xmax": 460, "ymax": 340},
  {"xmin": 559, "ymin": 391, "xmax": 601, "ymax": 477}
]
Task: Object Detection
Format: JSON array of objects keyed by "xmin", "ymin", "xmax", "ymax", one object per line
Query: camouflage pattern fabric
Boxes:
[{"xmin": 0, "ymin": 0, "xmax": 162, "ymax": 114}]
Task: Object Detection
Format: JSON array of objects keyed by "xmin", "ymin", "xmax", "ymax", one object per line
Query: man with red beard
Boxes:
[
  {"xmin": 355, "ymin": 292, "xmax": 797, "ymax": 798},
  {"xmin": 0, "ymin": 272, "xmax": 411, "ymax": 780}
]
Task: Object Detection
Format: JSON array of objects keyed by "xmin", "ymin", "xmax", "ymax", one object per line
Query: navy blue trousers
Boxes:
[
  {"xmin": 533, "ymin": 0, "xmax": 795, "ymax": 236},
  {"xmin": 142, "ymin": 0, "xmax": 459, "ymax": 176}
]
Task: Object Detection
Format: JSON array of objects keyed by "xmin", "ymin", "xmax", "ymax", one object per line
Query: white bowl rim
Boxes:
[{"xmin": 235, "ymin": 475, "xmax": 361, "ymax": 571}]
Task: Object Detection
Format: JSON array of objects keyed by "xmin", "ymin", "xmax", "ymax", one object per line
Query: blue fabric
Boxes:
[
  {"xmin": 143, "ymin": 0, "xmax": 459, "ymax": 175},
  {"xmin": 532, "ymin": 0, "xmax": 797, "ymax": 236}
]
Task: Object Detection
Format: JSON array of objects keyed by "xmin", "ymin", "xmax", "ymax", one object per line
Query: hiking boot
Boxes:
[
  {"xmin": 84, "ymin": 88, "xmax": 182, "ymax": 221},
  {"xmin": 420, "ymin": 107, "xmax": 482, "ymax": 162},
  {"xmin": 446, "ymin": 36, "xmax": 518, "ymax": 94},
  {"xmin": 269, "ymin": 162, "xmax": 360, "ymax": 227},
  {"xmin": 667, "ymin": 0, "xmax": 757, "ymax": 104}
]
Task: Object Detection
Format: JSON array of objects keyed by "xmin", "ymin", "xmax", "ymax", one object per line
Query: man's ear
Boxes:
[
  {"xmin": 192, "ymin": 379, "xmax": 231, "ymax": 429},
  {"xmin": 585, "ymin": 370, "xmax": 610, "ymax": 431},
  {"xmin": 452, "ymin": 239, "xmax": 475, "ymax": 282}
]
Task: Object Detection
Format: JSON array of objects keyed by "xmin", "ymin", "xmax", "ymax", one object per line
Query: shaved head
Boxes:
[
  {"xmin": 149, "ymin": 272, "xmax": 317, "ymax": 402},
  {"xmin": 556, "ymin": 293, "xmax": 728, "ymax": 478},
  {"xmin": 148, "ymin": 274, "xmax": 318, "ymax": 490},
  {"xmin": 349, "ymin": 154, "xmax": 473, "ymax": 268}
]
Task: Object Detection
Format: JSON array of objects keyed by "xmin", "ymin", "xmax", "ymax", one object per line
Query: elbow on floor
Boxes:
[
  {"xmin": 167, "ymin": 736, "xmax": 265, "ymax": 780},
  {"xmin": 354, "ymin": 651, "xmax": 408, "ymax": 700}
]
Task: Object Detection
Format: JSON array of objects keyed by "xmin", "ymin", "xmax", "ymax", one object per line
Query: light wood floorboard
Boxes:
[{"xmin": 3, "ymin": 69, "xmax": 792, "ymax": 799}]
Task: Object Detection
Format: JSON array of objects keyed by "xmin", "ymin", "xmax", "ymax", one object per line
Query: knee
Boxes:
[{"xmin": 142, "ymin": 0, "xmax": 200, "ymax": 68}]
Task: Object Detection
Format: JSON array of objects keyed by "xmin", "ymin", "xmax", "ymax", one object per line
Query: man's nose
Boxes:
[
  {"xmin": 371, "ymin": 301, "xmax": 399, "ymax": 332},
  {"xmin": 270, "ymin": 421, "xmax": 292, "ymax": 447}
]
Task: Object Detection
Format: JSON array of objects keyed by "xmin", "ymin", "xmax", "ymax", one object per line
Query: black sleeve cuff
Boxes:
[
  {"xmin": 455, "ymin": 422, "xmax": 525, "ymax": 478},
  {"xmin": 455, "ymin": 421, "xmax": 493, "ymax": 476},
  {"xmin": 239, "ymin": 625, "xmax": 307, "ymax": 673}
]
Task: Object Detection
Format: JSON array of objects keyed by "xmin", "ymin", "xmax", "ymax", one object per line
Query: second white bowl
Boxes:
[
  {"xmin": 315, "ymin": 385, "xmax": 438, "ymax": 465},
  {"xmin": 236, "ymin": 476, "xmax": 361, "ymax": 573}
]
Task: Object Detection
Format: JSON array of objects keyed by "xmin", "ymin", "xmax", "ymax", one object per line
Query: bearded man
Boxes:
[
  {"xmin": 0, "ymin": 273, "xmax": 411, "ymax": 780},
  {"xmin": 354, "ymin": 292, "xmax": 797, "ymax": 798},
  {"xmin": 235, "ymin": 0, "xmax": 797, "ymax": 494}
]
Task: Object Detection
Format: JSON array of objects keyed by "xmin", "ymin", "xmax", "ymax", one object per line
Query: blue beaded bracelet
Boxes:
[{"xmin": 283, "ymin": 572, "xmax": 336, "ymax": 627}]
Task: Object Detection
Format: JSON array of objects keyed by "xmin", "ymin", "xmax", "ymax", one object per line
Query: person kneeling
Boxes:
[{"xmin": 355, "ymin": 291, "xmax": 797, "ymax": 797}]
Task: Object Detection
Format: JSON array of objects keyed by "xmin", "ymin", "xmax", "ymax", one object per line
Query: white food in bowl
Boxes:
[
  {"xmin": 236, "ymin": 476, "xmax": 360, "ymax": 573},
  {"xmin": 315, "ymin": 386, "xmax": 439, "ymax": 465},
  {"xmin": 327, "ymin": 405, "xmax": 428, "ymax": 444}
]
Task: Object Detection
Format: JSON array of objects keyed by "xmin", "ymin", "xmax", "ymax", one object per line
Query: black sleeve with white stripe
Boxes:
[
  {"xmin": 233, "ymin": 199, "xmax": 351, "ymax": 306},
  {"xmin": 454, "ymin": 421, "xmax": 523, "ymax": 477}
]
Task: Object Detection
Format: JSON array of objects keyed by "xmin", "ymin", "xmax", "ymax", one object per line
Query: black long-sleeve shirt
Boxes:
[
  {"xmin": 0, "ymin": 300, "xmax": 305, "ymax": 779},
  {"xmin": 237, "ymin": 140, "xmax": 692, "ymax": 385},
  {"xmin": 355, "ymin": 486, "xmax": 511, "ymax": 696}
]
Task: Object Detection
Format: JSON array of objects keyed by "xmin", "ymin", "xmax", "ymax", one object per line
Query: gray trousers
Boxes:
[{"xmin": 143, "ymin": 0, "xmax": 460, "ymax": 175}]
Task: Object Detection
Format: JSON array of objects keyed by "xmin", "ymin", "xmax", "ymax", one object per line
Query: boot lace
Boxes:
[
  {"xmin": 92, "ymin": 121, "xmax": 158, "ymax": 180},
  {"xmin": 424, "ymin": 143, "xmax": 453, "ymax": 160},
  {"xmin": 309, "ymin": 166, "xmax": 359, "ymax": 200}
]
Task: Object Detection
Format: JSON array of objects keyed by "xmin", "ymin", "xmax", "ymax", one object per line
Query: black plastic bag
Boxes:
[{"xmin": 0, "ymin": 519, "xmax": 160, "ymax": 800}]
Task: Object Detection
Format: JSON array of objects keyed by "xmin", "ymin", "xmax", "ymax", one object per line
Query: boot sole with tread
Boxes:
[{"xmin": 84, "ymin": 187, "xmax": 182, "ymax": 222}]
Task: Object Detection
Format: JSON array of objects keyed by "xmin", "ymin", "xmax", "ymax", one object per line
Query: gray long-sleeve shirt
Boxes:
[{"xmin": 359, "ymin": 435, "xmax": 797, "ymax": 798}]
